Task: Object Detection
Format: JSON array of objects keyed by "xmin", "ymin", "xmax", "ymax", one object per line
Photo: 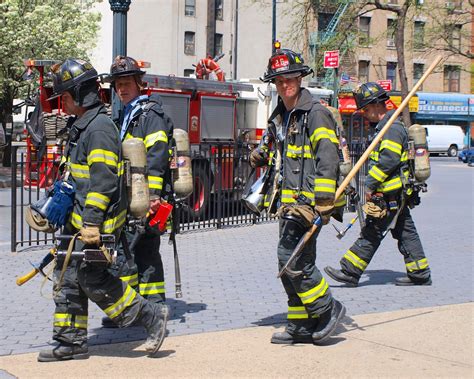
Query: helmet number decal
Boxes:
[{"xmin": 271, "ymin": 55, "xmax": 289, "ymax": 71}]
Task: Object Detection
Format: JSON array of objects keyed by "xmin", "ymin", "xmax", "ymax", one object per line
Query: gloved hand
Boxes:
[
  {"xmin": 149, "ymin": 197, "xmax": 162, "ymax": 214},
  {"xmin": 362, "ymin": 202, "xmax": 387, "ymax": 218},
  {"xmin": 314, "ymin": 199, "xmax": 335, "ymax": 225},
  {"xmin": 80, "ymin": 224, "xmax": 101, "ymax": 245},
  {"xmin": 249, "ymin": 148, "xmax": 268, "ymax": 168}
]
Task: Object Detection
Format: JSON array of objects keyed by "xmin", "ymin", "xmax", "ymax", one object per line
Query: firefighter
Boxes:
[
  {"xmin": 325, "ymin": 82, "xmax": 432, "ymax": 287},
  {"xmin": 37, "ymin": 59, "xmax": 168, "ymax": 362},
  {"xmin": 250, "ymin": 49, "xmax": 346, "ymax": 345},
  {"xmin": 100, "ymin": 56, "xmax": 173, "ymax": 328}
]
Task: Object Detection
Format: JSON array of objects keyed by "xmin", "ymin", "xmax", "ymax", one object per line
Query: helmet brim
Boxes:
[{"xmin": 103, "ymin": 69, "xmax": 146, "ymax": 83}]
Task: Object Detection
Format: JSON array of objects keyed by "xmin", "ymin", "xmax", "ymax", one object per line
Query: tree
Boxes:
[{"xmin": 0, "ymin": 0, "xmax": 101, "ymax": 164}]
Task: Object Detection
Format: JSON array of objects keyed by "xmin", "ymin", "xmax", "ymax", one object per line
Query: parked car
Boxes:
[
  {"xmin": 458, "ymin": 148, "xmax": 474, "ymax": 164},
  {"xmin": 423, "ymin": 124, "xmax": 465, "ymax": 157}
]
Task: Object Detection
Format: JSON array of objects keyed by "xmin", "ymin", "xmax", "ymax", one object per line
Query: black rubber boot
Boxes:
[
  {"xmin": 37, "ymin": 342, "xmax": 89, "ymax": 362},
  {"xmin": 101, "ymin": 316, "xmax": 119, "ymax": 328},
  {"xmin": 324, "ymin": 266, "xmax": 359, "ymax": 287},
  {"xmin": 140, "ymin": 302, "xmax": 169, "ymax": 356},
  {"xmin": 395, "ymin": 276, "xmax": 432, "ymax": 286},
  {"xmin": 312, "ymin": 299, "xmax": 346, "ymax": 344},
  {"xmin": 271, "ymin": 330, "xmax": 313, "ymax": 344}
]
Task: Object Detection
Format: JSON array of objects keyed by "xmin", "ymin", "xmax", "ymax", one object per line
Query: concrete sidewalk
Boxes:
[{"xmin": 0, "ymin": 302, "xmax": 472, "ymax": 378}]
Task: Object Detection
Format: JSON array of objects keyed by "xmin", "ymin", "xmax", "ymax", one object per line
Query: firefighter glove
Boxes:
[
  {"xmin": 80, "ymin": 224, "xmax": 101, "ymax": 245},
  {"xmin": 249, "ymin": 148, "xmax": 269, "ymax": 168},
  {"xmin": 362, "ymin": 202, "xmax": 387, "ymax": 218},
  {"xmin": 314, "ymin": 199, "xmax": 335, "ymax": 225}
]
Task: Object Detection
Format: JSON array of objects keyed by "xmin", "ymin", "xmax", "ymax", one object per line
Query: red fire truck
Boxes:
[{"xmin": 142, "ymin": 74, "xmax": 258, "ymax": 220}]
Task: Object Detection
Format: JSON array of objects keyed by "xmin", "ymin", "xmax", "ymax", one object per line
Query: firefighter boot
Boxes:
[
  {"xmin": 101, "ymin": 316, "xmax": 119, "ymax": 328},
  {"xmin": 395, "ymin": 276, "xmax": 432, "ymax": 286},
  {"xmin": 324, "ymin": 266, "xmax": 359, "ymax": 287},
  {"xmin": 312, "ymin": 299, "xmax": 346, "ymax": 345},
  {"xmin": 139, "ymin": 302, "xmax": 169, "ymax": 356},
  {"xmin": 37, "ymin": 342, "xmax": 89, "ymax": 362},
  {"xmin": 271, "ymin": 331, "xmax": 313, "ymax": 344}
]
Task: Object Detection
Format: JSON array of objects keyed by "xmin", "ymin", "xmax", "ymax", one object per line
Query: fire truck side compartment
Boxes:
[
  {"xmin": 200, "ymin": 96, "xmax": 235, "ymax": 141},
  {"xmin": 157, "ymin": 93, "xmax": 190, "ymax": 132}
]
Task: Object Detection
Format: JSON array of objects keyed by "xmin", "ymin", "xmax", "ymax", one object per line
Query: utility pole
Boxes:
[
  {"xmin": 109, "ymin": 0, "xmax": 131, "ymax": 120},
  {"xmin": 232, "ymin": 0, "xmax": 239, "ymax": 80},
  {"xmin": 272, "ymin": 0, "xmax": 276, "ymax": 52}
]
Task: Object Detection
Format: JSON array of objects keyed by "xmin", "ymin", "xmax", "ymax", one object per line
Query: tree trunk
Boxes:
[{"xmin": 395, "ymin": 4, "xmax": 411, "ymax": 127}]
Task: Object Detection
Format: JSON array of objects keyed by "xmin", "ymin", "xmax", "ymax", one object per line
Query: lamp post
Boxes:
[
  {"xmin": 109, "ymin": 0, "xmax": 131, "ymax": 119},
  {"xmin": 272, "ymin": 0, "xmax": 276, "ymax": 52}
]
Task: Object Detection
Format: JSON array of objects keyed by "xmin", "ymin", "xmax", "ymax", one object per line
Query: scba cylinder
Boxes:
[
  {"xmin": 173, "ymin": 129, "xmax": 193, "ymax": 199},
  {"xmin": 408, "ymin": 124, "xmax": 431, "ymax": 182},
  {"xmin": 122, "ymin": 138, "xmax": 150, "ymax": 218}
]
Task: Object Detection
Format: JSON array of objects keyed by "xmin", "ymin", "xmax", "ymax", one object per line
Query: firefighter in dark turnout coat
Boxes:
[
  {"xmin": 37, "ymin": 59, "xmax": 168, "ymax": 362},
  {"xmin": 101, "ymin": 56, "xmax": 173, "ymax": 328},
  {"xmin": 250, "ymin": 49, "xmax": 346, "ymax": 345},
  {"xmin": 325, "ymin": 82, "xmax": 431, "ymax": 287}
]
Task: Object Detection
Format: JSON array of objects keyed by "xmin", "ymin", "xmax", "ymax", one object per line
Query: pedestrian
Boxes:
[
  {"xmin": 36, "ymin": 58, "xmax": 168, "ymax": 362},
  {"xmin": 100, "ymin": 55, "xmax": 173, "ymax": 328},
  {"xmin": 325, "ymin": 82, "xmax": 432, "ymax": 287},
  {"xmin": 250, "ymin": 48, "xmax": 346, "ymax": 345}
]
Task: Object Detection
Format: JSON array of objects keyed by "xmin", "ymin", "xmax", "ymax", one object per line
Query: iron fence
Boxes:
[{"xmin": 10, "ymin": 141, "xmax": 367, "ymax": 252}]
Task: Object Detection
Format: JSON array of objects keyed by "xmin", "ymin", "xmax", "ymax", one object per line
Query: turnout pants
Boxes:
[
  {"xmin": 340, "ymin": 204, "xmax": 431, "ymax": 282},
  {"xmin": 52, "ymin": 235, "xmax": 154, "ymax": 346},
  {"xmin": 278, "ymin": 218, "xmax": 333, "ymax": 337},
  {"xmin": 113, "ymin": 228, "xmax": 165, "ymax": 304}
]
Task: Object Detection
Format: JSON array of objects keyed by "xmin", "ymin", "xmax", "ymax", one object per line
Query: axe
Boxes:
[
  {"xmin": 278, "ymin": 55, "xmax": 442, "ymax": 279},
  {"xmin": 16, "ymin": 248, "xmax": 56, "ymax": 286},
  {"xmin": 333, "ymin": 179, "xmax": 365, "ymax": 239}
]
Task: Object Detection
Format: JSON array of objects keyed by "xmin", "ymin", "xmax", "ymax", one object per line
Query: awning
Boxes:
[
  {"xmin": 416, "ymin": 92, "xmax": 473, "ymax": 121},
  {"xmin": 338, "ymin": 97, "xmax": 357, "ymax": 114}
]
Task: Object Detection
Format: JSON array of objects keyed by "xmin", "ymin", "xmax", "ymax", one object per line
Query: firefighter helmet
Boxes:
[
  {"xmin": 106, "ymin": 55, "xmax": 146, "ymax": 83},
  {"xmin": 25, "ymin": 196, "xmax": 58, "ymax": 234},
  {"xmin": 261, "ymin": 49, "xmax": 313, "ymax": 83},
  {"xmin": 48, "ymin": 58, "xmax": 98, "ymax": 101},
  {"xmin": 353, "ymin": 82, "xmax": 389, "ymax": 110}
]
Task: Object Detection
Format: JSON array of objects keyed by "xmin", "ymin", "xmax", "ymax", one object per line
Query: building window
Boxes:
[
  {"xmin": 446, "ymin": 0, "xmax": 462, "ymax": 14},
  {"xmin": 358, "ymin": 60, "xmax": 370, "ymax": 83},
  {"xmin": 387, "ymin": 19, "xmax": 396, "ymax": 48},
  {"xmin": 185, "ymin": 0, "xmax": 195, "ymax": 16},
  {"xmin": 388, "ymin": 0, "xmax": 398, "ymax": 4},
  {"xmin": 359, "ymin": 17, "xmax": 371, "ymax": 45},
  {"xmin": 451, "ymin": 24, "xmax": 462, "ymax": 50},
  {"xmin": 413, "ymin": 63, "xmax": 424, "ymax": 90},
  {"xmin": 413, "ymin": 21, "xmax": 425, "ymax": 49},
  {"xmin": 184, "ymin": 32, "xmax": 195, "ymax": 55},
  {"xmin": 184, "ymin": 69, "xmax": 195, "ymax": 77},
  {"xmin": 387, "ymin": 62, "xmax": 397, "ymax": 90},
  {"xmin": 214, "ymin": 33, "xmax": 223, "ymax": 56},
  {"xmin": 216, "ymin": 0, "xmax": 223, "ymax": 20},
  {"xmin": 443, "ymin": 65, "xmax": 460, "ymax": 92}
]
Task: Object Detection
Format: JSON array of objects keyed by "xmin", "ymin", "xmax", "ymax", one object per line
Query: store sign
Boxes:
[
  {"xmin": 418, "ymin": 98, "xmax": 468, "ymax": 115},
  {"xmin": 469, "ymin": 98, "xmax": 474, "ymax": 115},
  {"xmin": 390, "ymin": 95, "xmax": 419, "ymax": 113},
  {"xmin": 323, "ymin": 50, "xmax": 339, "ymax": 68}
]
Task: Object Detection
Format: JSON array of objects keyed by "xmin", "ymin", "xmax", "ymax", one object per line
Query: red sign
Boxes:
[
  {"xmin": 323, "ymin": 50, "xmax": 339, "ymax": 69},
  {"xmin": 377, "ymin": 80, "xmax": 392, "ymax": 91}
]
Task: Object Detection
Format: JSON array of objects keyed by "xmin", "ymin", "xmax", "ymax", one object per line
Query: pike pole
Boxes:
[{"xmin": 278, "ymin": 55, "xmax": 443, "ymax": 279}]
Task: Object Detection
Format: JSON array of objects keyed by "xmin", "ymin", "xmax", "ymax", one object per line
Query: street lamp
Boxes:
[{"xmin": 109, "ymin": 0, "xmax": 131, "ymax": 119}]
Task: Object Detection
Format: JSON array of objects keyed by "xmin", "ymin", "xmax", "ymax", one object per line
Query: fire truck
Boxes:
[{"xmin": 142, "ymin": 74, "xmax": 259, "ymax": 220}]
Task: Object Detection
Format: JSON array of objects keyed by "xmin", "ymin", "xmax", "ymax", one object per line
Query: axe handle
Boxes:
[
  {"xmin": 335, "ymin": 55, "xmax": 442, "ymax": 200},
  {"xmin": 16, "ymin": 268, "xmax": 39, "ymax": 286}
]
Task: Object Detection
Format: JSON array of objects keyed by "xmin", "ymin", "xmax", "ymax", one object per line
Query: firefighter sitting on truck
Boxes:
[
  {"xmin": 101, "ymin": 56, "xmax": 174, "ymax": 328},
  {"xmin": 325, "ymin": 82, "xmax": 432, "ymax": 287},
  {"xmin": 250, "ymin": 48, "xmax": 346, "ymax": 345},
  {"xmin": 34, "ymin": 59, "xmax": 167, "ymax": 362}
]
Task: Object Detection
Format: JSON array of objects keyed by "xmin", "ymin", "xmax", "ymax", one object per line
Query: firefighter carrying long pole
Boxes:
[{"xmin": 278, "ymin": 55, "xmax": 442, "ymax": 279}]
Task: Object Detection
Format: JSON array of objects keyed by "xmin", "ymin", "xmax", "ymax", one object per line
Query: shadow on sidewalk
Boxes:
[{"xmin": 327, "ymin": 269, "xmax": 405, "ymax": 288}]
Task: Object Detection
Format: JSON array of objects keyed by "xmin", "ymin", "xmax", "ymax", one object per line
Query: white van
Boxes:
[{"xmin": 423, "ymin": 124, "xmax": 465, "ymax": 157}]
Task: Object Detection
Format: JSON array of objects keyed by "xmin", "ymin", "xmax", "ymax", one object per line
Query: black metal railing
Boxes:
[{"xmin": 10, "ymin": 141, "xmax": 367, "ymax": 251}]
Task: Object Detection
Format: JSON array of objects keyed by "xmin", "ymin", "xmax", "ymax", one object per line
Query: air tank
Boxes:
[
  {"xmin": 173, "ymin": 129, "xmax": 193, "ymax": 199},
  {"xmin": 408, "ymin": 124, "xmax": 431, "ymax": 182}
]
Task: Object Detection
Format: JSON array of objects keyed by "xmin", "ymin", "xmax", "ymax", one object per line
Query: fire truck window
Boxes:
[{"xmin": 184, "ymin": 32, "xmax": 195, "ymax": 56}]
